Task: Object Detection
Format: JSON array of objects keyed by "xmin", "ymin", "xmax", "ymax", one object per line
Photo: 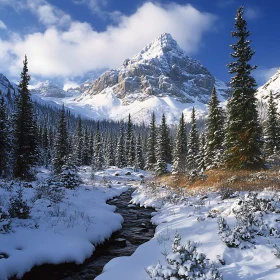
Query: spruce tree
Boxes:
[
  {"xmin": 116, "ymin": 121, "xmax": 126, "ymax": 167},
  {"xmin": 172, "ymin": 113, "xmax": 188, "ymax": 174},
  {"xmin": 74, "ymin": 115, "xmax": 83, "ymax": 166},
  {"xmin": 93, "ymin": 122, "xmax": 103, "ymax": 170},
  {"xmin": 82, "ymin": 127, "xmax": 91, "ymax": 165},
  {"xmin": 125, "ymin": 114, "xmax": 134, "ymax": 165},
  {"xmin": 198, "ymin": 132, "xmax": 207, "ymax": 172},
  {"xmin": 155, "ymin": 114, "xmax": 170, "ymax": 176},
  {"xmin": 264, "ymin": 91, "xmax": 280, "ymax": 156},
  {"xmin": 135, "ymin": 134, "xmax": 144, "ymax": 171},
  {"xmin": 0, "ymin": 94, "xmax": 8, "ymax": 176},
  {"xmin": 53, "ymin": 105, "xmax": 68, "ymax": 174},
  {"xmin": 187, "ymin": 107, "xmax": 200, "ymax": 170},
  {"xmin": 206, "ymin": 87, "xmax": 225, "ymax": 169},
  {"xmin": 145, "ymin": 112, "xmax": 157, "ymax": 170},
  {"xmin": 13, "ymin": 55, "xmax": 39, "ymax": 180},
  {"xmin": 225, "ymin": 6, "xmax": 264, "ymax": 170}
]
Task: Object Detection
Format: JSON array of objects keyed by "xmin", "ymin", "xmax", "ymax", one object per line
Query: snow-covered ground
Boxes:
[
  {"xmin": 0, "ymin": 166, "xmax": 146, "ymax": 280},
  {"xmin": 96, "ymin": 184, "xmax": 280, "ymax": 280}
]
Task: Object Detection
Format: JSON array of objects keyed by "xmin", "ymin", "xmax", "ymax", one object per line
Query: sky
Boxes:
[{"xmin": 0, "ymin": 0, "xmax": 279, "ymax": 89}]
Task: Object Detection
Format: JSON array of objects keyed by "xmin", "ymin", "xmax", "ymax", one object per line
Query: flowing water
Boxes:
[{"xmin": 18, "ymin": 188, "xmax": 155, "ymax": 280}]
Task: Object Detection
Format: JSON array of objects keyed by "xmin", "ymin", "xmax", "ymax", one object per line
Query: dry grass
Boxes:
[{"xmin": 153, "ymin": 169, "xmax": 280, "ymax": 192}]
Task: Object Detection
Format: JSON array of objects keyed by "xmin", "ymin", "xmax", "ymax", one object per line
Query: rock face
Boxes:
[
  {"xmin": 256, "ymin": 68, "xmax": 280, "ymax": 102},
  {"xmin": 84, "ymin": 33, "xmax": 226, "ymax": 105},
  {"xmin": 0, "ymin": 73, "xmax": 18, "ymax": 98}
]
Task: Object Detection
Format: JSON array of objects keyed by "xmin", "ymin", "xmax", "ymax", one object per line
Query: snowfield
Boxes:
[
  {"xmin": 96, "ymin": 183, "xmax": 280, "ymax": 280},
  {"xmin": 0, "ymin": 167, "xmax": 146, "ymax": 280}
]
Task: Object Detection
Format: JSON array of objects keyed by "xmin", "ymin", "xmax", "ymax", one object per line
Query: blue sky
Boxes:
[{"xmin": 0, "ymin": 0, "xmax": 279, "ymax": 89}]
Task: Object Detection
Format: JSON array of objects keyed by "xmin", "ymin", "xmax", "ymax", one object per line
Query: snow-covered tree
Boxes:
[
  {"xmin": 145, "ymin": 112, "xmax": 157, "ymax": 171},
  {"xmin": 0, "ymin": 94, "xmax": 8, "ymax": 176},
  {"xmin": 116, "ymin": 121, "xmax": 126, "ymax": 167},
  {"xmin": 264, "ymin": 91, "xmax": 280, "ymax": 156},
  {"xmin": 206, "ymin": 87, "xmax": 225, "ymax": 169},
  {"xmin": 93, "ymin": 122, "xmax": 103, "ymax": 170},
  {"xmin": 53, "ymin": 105, "xmax": 68, "ymax": 174},
  {"xmin": 74, "ymin": 115, "xmax": 83, "ymax": 166},
  {"xmin": 225, "ymin": 6, "xmax": 264, "ymax": 170},
  {"xmin": 13, "ymin": 55, "xmax": 39, "ymax": 180},
  {"xmin": 198, "ymin": 132, "xmax": 207, "ymax": 172},
  {"xmin": 135, "ymin": 134, "xmax": 144, "ymax": 171},
  {"xmin": 187, "ymin": 107, "xmax": 199, "ymax": 170},
  {"xmin": 172, "ymin": 113, "xmax": 187, "ymax": 174}
]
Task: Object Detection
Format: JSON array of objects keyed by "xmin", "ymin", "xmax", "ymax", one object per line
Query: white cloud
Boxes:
[
  {"xmin": 244, "ymin": 6, "xmax": 261, "ymax": 20},
  {"xmin": 0, "ymin": 2, "xmax": 216, "ymax": 79},
  {"xmin": 63, "ymin": 80, "xmax": 79, "ymax": 90},
  {"xmin": 0, "ymin": 20, "xmax": 7, "ymax": 29},
  {"xmin": 254, "ymin": 67, "xmax": 279, "ymax": 86}
]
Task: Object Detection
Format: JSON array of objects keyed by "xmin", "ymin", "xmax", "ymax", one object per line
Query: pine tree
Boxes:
[
  {"xmin": 225, "ymin": 6, "xmax": 264, "ymax": 170},
  {"xmin": 116, "ymin": 121, "xmax": 126, "ymax": 167},
  {"xmin": 42, "ymin": 122, "xmax": 51, "ymax": 168},
  {"xmin": 125, "ymin": 114, "xmax": 135, "ymax": 165},
  {"xmin": 82, "ymin": 127, "xmax": 91, "ymax": 165},
  {"xmin": 187, "ymin": 107, "xmax": 200, "ymax": 170},
  {"xmin": 155, "ymin": 114, "xmax": 170, "ymax": 176},
  {"xmin": 206, "ymin": 87, "xmax": 225, "ymax": 169},
  {"xmin": 13, "ymin": 55, "xmax": 39, "ymax": 180},
  {"xmin": 145, "ymin": 112, "xmax": 157, "ymax": 170},
  {"xmin": 198, "ymin": 132, "xmax": 207, "ymax": 172},
  {"xmin": 93, "ymin": 122, "xmax": 103, "ymax": 170},
  {"xmin": 74, "ymin": 115, "xmax": 83, "ymax": 166},
  {"xmin": 264, "ymin": 91, "xmax": 280, "ymax": 156},
  {"xmin": 172, "ymin": 113, "xmax": 187, "ymax": 174},
  {"xmin": 53, "ymin": 105, "xmax": 68, "ymax": 174},
  {"xmin": 135, "ymin": 134, "xmax": 144, "ymax": 171},
  {"xmin": 105, "ymin": 135, "xmax": 115, "ymax": 167},
  {"xmin": 0, "ymin": 93, "xmax": 8, "ymax": 176}
]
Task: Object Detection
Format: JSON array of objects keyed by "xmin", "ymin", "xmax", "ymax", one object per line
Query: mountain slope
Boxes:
[{"xmin": 71, "ymin": 33, "xmax": 228, "ymax": 124}]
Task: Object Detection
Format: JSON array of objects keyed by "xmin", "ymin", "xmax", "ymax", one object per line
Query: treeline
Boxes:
[{"xmin": 0, "ymin": 7, "xmax": 279, "ymax": 182}]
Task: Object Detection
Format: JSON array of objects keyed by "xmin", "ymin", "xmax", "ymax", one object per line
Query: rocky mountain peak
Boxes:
[{"xmin": 82, "ymin": 33, "xmax": 227, "ymax": 105}]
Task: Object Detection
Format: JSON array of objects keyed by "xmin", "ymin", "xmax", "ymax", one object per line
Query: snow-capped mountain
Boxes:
[
  {"xmin": 0, "ymin": 73, "xmax": 18, "ymax": 103},
  {"xmin": 31, "ymin": 80, "xmax": 76, "ymax": 98},
  {"xmin": 256, "ymin": 68, "xmax": 280, "ymax": 102},
  {"xmin": 71, "ymin": 33, "xmax": 228, "ymax": 123},
  {"xmin": 1, "ymin": 33, "xmax": 230, "ymax": 124}
]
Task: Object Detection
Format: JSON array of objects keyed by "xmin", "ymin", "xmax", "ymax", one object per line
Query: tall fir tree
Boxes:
[
  {"xmin": 154, "ymin": 114, "xmax": 170, "ymax": 176},
  {"xmin": 206, "ymin": 87, "xmax": 225, "ymax": 169},
  {"xmin": 74, "ymin": 115, "xmax": 83, "ymax": 166},
  {"xmin": 53, "ymin": 105, "xmax": 68, "ymax": 174},
  {"xmin": 172, "ymin": 113, "xmax": 188, "ymax": 174},
  {"xmin": 13, "ymin": 55, "xmax": 39, "ymax": 180},
  {"xmin": 116, "ymin": 121, "xmax": 126, "ymax": 167},
  {"xmin": 0, "ymin": 94, "xmax": 8, "ymax": 176},
  {"xmin": 82, "ymin": 127, "xmax": 91, "ymax": 165},
  {"xmin": 145, "ymin": 112, "xmax": 157, "ymax": 170},
  {"xmin": 135, "ymin": 134, "xmax": 144, "ymax": 171},
  {"xmin": 198, "ymin": 132, "xmax": 207, "ymax": 172},
  {"xmin": 187, "ymin": 107, "xmax": 200, "ymax": 170},
  {"xmin": 225, "ymin": 6, "xmax": 264, "ymax": 169},
  {"xmin": 93, "ymin": 122, "xmax": 103, "ymax": 170},
  {"xmin": 264, "ymin": 91, "xmax": 280, "ymax": 156},
  {"xmin": 125, "ymin": 114, "xmax": 134, "ymax": 165}
]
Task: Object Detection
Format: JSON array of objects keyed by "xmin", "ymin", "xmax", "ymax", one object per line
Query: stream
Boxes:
[{"xmin": 18, "ymin": 188, "xmax": 155, "ymax": 280}]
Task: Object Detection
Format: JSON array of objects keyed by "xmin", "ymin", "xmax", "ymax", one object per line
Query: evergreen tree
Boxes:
[
  {"xmin": 187, "ymin": 107, "xmax": 200, "ymax": 170},
  {"xmin": 198, "ymin": 132, "xmax": 207, "ymax": 172},
  {"xmin": 74, "ymin": 115, "xmax": 83, "ymax": 166},
  {"xmin": 93, "ymin": 122, "xmax": 103, "ymax": 170},
  {"xmin": 116, "ymin": 121, "xmax": 126, "ymax": 167},
  {"xmin": 53, "ymin": 105, "xmax": 68, "ymax": 174},
  {"xmin": 0, "ymin": 94, "xmax": 8, "ymax": 176},
  {"xmin": 155, "ymin": 114, "xmax": 170, "ymax": 176},
  {"xmin": 172, "ymin": 113, "xmax": 187, "ymax": 174},
  {"xmin": 13, "ymin": 55, "xmax": 39, "ymax": 180},
  {"xmin": 264, "ymin": 91, "xmax": 280, "ymax": 156},
  {"xmin": 105, "ymin": 135, "xmax": 115, "ymax": 167},
  {"xmin": 206, "ymin": 87, "xmax": 225, "ymax": 169},
  {"xmin": 225, "ymin": 6, "xmax": 264, "ymax": 169},
  {"xmin": 135, "ymin": 134, "xmax": 144, "ymax": 171},
  {"xmin": 145, "ymin": 112, "xmax": 157, "ymax": 170},
  {"xmin": 125, "ymin": 114, "xmax": 134, "ymax": 165},
  {"xmin": 42, "ymin": 122, "xmax": 51, "ymax": 168},
  {"xmin": 82, "ymin": 127, "xmax": 91, "ymax": 165}
]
